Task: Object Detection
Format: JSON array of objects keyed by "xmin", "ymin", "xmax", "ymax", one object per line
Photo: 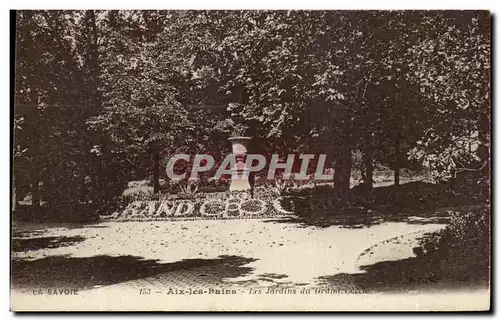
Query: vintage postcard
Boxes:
[{"xmin": 11, "ymin": 10, "xmax": 491, "ymax": 311}]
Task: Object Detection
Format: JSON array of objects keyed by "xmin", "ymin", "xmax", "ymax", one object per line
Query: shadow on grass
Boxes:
[
  {"xmin": 11, "ymin": 255, "xmax": 257, "ymax": 290},
  {"xmin": 12, "ymin": 222, "xmax": 110, "ymax": 235},
  {"xmin": 229, "ymin": 272, "xmax": 310, "ymax": 287},
  {"xmin": 266, "ymin": 181, "xmax": 485, "ymax": 228},
  {"xmin": 12, "ymin": 236, "xmax": 86, "ymax": 252},
  {"xmin": 316, "ymin": 255, "xmax": 489, "ymax": 293},
  {"xmin": 13, "ymin": 203, "xmax": 101, "ymax": 224},
  {"xmin": 265, "ymin": 208, "xmax": 454, "ymax": 229}
]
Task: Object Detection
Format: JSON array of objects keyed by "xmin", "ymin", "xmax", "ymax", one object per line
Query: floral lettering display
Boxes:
[{"xmin": 103, "ymin": 196, "xmax": 295, "ymax": 221}]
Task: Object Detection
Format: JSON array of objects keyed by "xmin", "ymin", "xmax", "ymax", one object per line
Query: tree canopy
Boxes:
[{"xmin": 13, "ymin": 10, "xmax": 490, "ymax": 219}]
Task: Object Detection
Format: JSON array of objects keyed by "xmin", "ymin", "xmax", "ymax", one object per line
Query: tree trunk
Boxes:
[
  {"xmin": 153, "ymin": 150, "xmax": 160, "ymax": 194},
  {"xmin": 86, "ymin": 9, "xmax": 103, "ymax": 205},
  {"xmin": 31, "ymin": 176, "xmax": 41, "ymax": 217},
  {"xmin": 478, "ymin": 110, "xmax": 490, "ymax": 164},
  {"xmin": 364, "ymin": 132, "xmax": 374, "ymax": 191},
  {"xmin": 334, "ymin": 145, "xmax": 352, "ymax": 195},
  {"xmin": 394, "ymin": 133, "xmax": 400, "ymax": 187}
]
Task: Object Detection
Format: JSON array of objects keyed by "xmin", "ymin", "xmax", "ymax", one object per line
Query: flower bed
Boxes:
[{"xmin": 101, "ymin": 190, "xmax": 297, "ymax": 222}]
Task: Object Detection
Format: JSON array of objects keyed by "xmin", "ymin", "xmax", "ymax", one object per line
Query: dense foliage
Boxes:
[
  {"xmin": 414, "ymin": 206, "xmax": 489, "ymax": 284},
  {"xmin": 13, "ymin": 10, "xmax": 490, "ymax": 220}
]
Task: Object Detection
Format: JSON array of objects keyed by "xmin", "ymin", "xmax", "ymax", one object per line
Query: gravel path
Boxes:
[
  {"xmin": 13, "ymin": 217, "xmax": 492, "ymax": 311},
  {"xmin": 12, "ymin": 218, "xmax": 445, "ymax": 291}
]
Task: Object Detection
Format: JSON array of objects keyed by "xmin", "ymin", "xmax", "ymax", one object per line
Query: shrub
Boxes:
[
  {"xmin": 127, "ymin": 180, "xmax": 150, "ymax": 188},
  {"xmin": 122, "ymin": 180, "xmax": 154, "ymax": 202},
  {"xmin": 414, "ymin": 206, "xmax": 490, "ymax": 283}
]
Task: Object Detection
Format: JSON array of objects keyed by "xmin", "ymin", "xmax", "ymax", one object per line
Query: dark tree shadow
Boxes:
[
  {"xmin": 229, "ymin": 272, "xmax": 310, "ymax": 287},
  {"xmin": 12, "ymin": 230, "xmax": 48, "ymax": 239},
  {"xmin": 12, "ymin": 236, "xmax": 86, "ymax": 252},
  {"xmin": 11, "ymin": 255, "xmax": 257, "ymax": 290},
  {"xmin": 258, "ymin": 273, "xmax": 288, "ymax": 280},
  {"xmin": 316, "ymin": 255, "xmax": 490, "ymax": 293},
  {"xmin": 264, "ymin": 208, "xmax": 453, "ymax": 229},
  {"xmin": 265, "ymin": 182, "xmax": 484, "ymax": 228},
  {"xmin": 231, "ymin": 273, "xmax": 293, "ymax": 286},
  {"xmin": 13, "ymin": 222, "xmax": 110, "ymax": 235}
]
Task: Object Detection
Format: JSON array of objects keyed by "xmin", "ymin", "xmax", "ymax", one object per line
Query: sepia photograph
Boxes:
[{"xmin": 10, "ymin": 9, "xmax": 491, "ymax": 311}]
